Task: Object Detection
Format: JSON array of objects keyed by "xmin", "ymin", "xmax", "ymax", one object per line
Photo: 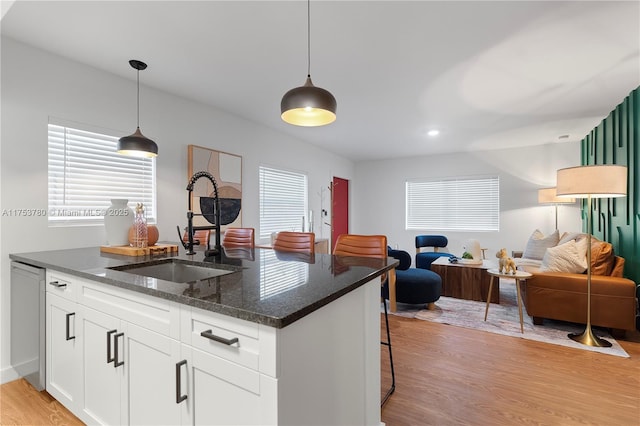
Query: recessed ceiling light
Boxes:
[{"xmin": 427, "ymin": 129, "xmax": 440, "ymax": 137}]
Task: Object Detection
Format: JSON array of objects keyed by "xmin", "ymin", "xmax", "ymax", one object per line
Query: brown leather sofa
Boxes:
[{"xmin": 522, "ymin": 239, "xmax": 638, "ymax": 336}]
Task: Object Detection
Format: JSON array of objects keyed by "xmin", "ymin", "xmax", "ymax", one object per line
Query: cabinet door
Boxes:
[
  {"xmin": 46, "ymin": 292, "xmax": 82, "ymax": 412},
  {"xmin": 182, "ymin": 345, "xmax": 266, "ymax": 426},
  {"xmin": 81, "ymin": 306, "xmax": 124, "ymax": 426},
  {"xmin": 125, "ymin": 322, "xmax": 183, "ymax": 426}
]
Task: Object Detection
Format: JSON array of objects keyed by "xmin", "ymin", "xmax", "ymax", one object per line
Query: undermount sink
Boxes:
[{"xmin": 109, "ymin": 259, "xmax": 234, "ymax": 283}]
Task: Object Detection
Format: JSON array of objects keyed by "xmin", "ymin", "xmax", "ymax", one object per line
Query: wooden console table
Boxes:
[{"xmin": 430, "ymin": 257, "xmax": 498, "ymax": 303}]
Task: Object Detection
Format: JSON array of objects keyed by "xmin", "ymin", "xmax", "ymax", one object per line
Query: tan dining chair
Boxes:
[
  {"xmin": 273, "ymin": 231, "xmax": 315, "ymax": 254},
  {"xmin": 181, "ymin": 229, "xmax": 211, "ymax": 249},
  {"xmin": 222, "ymin": 227, "xmax": 255, "ymax": 247},
  {"xmin": 333, "ymin": 234, "xmax": 396, "ymax": 406}
]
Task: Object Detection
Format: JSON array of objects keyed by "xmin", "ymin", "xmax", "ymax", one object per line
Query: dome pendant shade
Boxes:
[
  {"xmin": 281, "ymin": 76, "xmax": 337, "ymax": 126},
  {"xmin": 118, "ymin": 59, "xmax": 158, "ymax": 157},
  {"xmin": 117, "ymin": 127, "xmax": 158, "ymax": 158}
]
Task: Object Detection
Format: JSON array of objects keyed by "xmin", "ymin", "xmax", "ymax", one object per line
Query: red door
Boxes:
[{"xmin": 331, "ymin": 177, "xmax": 349, "ymax": 251}]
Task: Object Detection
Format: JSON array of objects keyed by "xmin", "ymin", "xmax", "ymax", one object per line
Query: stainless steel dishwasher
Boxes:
[{"xmin": 11, "ymin": 261, "xmax": 46, "ymax": 390}]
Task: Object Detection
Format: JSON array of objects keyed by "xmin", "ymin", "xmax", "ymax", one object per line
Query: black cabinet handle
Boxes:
[
  {"xmin": 200, "ymin": 329, "xmax": 238, "ymax": 346},
  {"xmin": 107, "ymin": 330, "xmax": 117, "ymax": 363},
  {"xmin": 49, "ymin": 280, "xmax": 67, "ymax": 288},
  {"xmin": 114, "ymin": 332, "xmax": 124, "ymax": 367},
  {"xmin": 65, "ymin": 313, "xmax": 75, "ymax": 340},
  {"xmin": 175, "ymin": 360, "xmax": 187, "ymax": 404}
]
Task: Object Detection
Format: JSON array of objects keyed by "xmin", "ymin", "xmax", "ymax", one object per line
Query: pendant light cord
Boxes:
[
  {"xmin": 136, "ymin": 68, "xmax": 140, "ymax": 127},
  {"xmin": 307, "ymin": 0, "xmax": 311, "ymax": 77}
]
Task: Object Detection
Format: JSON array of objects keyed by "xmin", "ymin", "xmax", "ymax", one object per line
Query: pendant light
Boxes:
[
  {"xmin": 117, "ymin": 59, "xmax": 158, "ymax": 157},
  {"xmin": 281, "ymin": 0, "xmax": 337, "ymax": 126}
]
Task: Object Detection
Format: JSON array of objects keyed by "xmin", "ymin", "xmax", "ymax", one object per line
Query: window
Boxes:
[
  {"xmin": 48, "ymin": 121, "xmax": 156, "ymax": 226},
  {"xmin": 259, "ymin": 166, "xmax": 308, "ymax": 239},
  {"xmin": 406, "ymin": 176, "xmax": 499, "ymax": 231}
]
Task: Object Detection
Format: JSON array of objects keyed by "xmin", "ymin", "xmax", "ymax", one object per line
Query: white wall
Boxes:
[
  {"xmin": 0, "ymin": 38, "xmax": 354, "ymax": 382},
  {"xmin": 352, "ymin": 143, "xmax": 582, "ymax": 259},
  {"xmin": 0, "ymin": 37, "xmax": 586, "ymax": 384}
]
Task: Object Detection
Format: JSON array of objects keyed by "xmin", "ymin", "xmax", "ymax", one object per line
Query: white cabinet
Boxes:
[
  {"xmin": 80, "ymin": 306, "xmax": 183, "ymax": 425},
  {"xmin": 179, "ymin": 307, "xmax": 278, "ymax": 425},
  {"xmin": 45, "ymin": 273, "xmax": 82, "ymax": 413},
  {"xmin": 44, "ymin": 270, "xmax": 381, "ymax": 426},
  {"xmin": 80, "ymin": 305, "xmax": 123, "ymax": 425},
  {"xmin": 125, "ymin": 322, "xmax": 183, "ymax": 426},
  {"xmin": 46, "ymin": 273, "xmax": 183, "ymax": 426},
  {"xmin": 180, "ymin": 345, "xmax": 277, "ymax": 426}
]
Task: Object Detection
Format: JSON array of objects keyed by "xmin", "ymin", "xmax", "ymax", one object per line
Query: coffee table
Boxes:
[
  {"xmin": 430, "ymin": 257, "xmax": 498, "ymax": 303},
  {"xmin": 484, "ymin": 269, "xmax": 532, "ymax": 333}
]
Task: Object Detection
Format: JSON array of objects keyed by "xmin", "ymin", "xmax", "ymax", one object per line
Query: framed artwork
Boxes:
[{"xmin": 187, "ymin": 145, "xmax": 242, "ymax": 229}]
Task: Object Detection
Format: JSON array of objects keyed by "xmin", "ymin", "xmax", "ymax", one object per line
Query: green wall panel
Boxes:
[{"xmin": 582, "ymin": 86, "xmax": 639, "ymax": 285}]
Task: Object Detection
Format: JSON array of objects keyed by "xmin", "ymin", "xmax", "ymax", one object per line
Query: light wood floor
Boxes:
[
  {"xmin": 0, "ymin": 378, "xmax": 83, "ymax": 426},
  {"xmin": 2, "ymin": 315, "xmax": 639, "ymax": 425},
  {"xmin": 380, "ymin": 314, "xmax": 640, "ymax": 425}
]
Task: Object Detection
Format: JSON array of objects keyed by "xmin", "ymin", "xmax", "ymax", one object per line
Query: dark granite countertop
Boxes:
[{"xmin": 10, "ymin": 245, "xmax": 397, "ymax": 328}]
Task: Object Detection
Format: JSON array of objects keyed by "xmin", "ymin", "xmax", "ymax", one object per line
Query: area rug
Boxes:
[{"xmin": 389, "ymin": 282, "xmax": 630, "ymax": 358}]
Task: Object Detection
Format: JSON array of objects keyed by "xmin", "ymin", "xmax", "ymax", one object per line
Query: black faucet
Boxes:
[{"xmin": 180, "ymin": 171, "xmax": 221, "ymax": 256}]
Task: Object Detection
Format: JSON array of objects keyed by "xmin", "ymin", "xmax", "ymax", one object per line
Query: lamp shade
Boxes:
[
  {"xmin": 556, "ymin": 165, "xmax": 627, "ymax": 199},
  {"xmin": 538, "ymin": 187, "xmax": 575, "ymax": 204},
  {"xmin": 281, "ymin": 76, "xmax": 337, "ymax": 126},
  {"xmin": 117, "ymin": 127, "xmax": 158, "ymax": 158}
]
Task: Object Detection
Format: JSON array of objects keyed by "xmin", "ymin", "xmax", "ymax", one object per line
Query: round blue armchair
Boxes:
[
  {"xmin": 415, "ymin": 235, "xmax": 456, "ymax": 270},
  {"xmin": 383, "ymin": 246, "xmax": 442, "ymax": 308}
]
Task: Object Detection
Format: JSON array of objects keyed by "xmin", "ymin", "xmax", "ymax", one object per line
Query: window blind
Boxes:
[
  {"xmin": 406, "ymin": 176, "xmax": 499, "ymax": 231},
  {"xmin": 48, "ymin": 123, "xmax": 156, "ymax": 225},
  {"xmin": 259, "ymin": 166, "xmax": 308, "ymax": 239}
]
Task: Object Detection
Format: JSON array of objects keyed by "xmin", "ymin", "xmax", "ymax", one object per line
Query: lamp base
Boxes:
[{"xmin": 568, "ymin": 326, "xmax": 612, "ymax": 348}]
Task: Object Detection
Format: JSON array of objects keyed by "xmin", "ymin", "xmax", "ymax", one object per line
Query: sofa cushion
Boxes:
[
  {"xmin": 590, "ymin": 238, "xmax": 615, "ymax": 276},
  {"xmin": 539, "ymin": 238, "xmax": 588, "ymax": 273},
  {"xmin": 522, "ymin": 229, "xmax": 559, "ymax": 260}
]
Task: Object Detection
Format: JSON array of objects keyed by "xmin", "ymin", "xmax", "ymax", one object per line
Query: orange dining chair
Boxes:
[
  {"xmin": 222, "ymin": 227, "xmax": 255, "ymax": 247},
  {"xmin": 333, "ymin": 234, "xmax": 396, "ymax": 406},
  {"xmin": 181, "ymin": 229, "xmax": 211, "ymax": 249},
  {"xmin": 273, "ymin": 231, "xmax": 315, "ymax": 254}
]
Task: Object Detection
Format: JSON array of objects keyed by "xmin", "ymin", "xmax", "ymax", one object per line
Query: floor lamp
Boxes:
[
  {"xmin": 556, "ymin": 164, "xmax": 627, "ymax": 347},
  {"xmin": 538, "ymin": 187, "xmax": 576, "ymax": 230}
]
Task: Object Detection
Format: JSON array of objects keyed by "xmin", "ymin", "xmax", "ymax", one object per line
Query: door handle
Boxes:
[
  {"xmin": 65, "ymin": 313, "xmax": 75, "ymax": 340},
  {"xmin": 107, "ymin": 329, "xmax": 117, "ymax": 363},
  {"xmin": 50, "ymin": 280, "xmax": 67, "ymax": 288},
  {"xmin": 114, "ymin": 332, "xmax": 125, "ymax": 367},
  {"xmin": 175, "ymin": 360, "xmax": 187, "ymax": 404},
  {"xmin": 200, "ymin": 329, "xmax": 238, "ymax": 346}
]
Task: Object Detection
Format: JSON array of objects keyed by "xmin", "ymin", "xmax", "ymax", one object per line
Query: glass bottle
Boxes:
[{"xmin": 133, "ymin": 203, "xmax": 148, "ymax": 248}]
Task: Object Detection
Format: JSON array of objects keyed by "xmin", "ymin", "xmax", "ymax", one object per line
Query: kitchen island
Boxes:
[{"xmin": 10, "ymin": 246, "xmax": 395, "ymax": 425}]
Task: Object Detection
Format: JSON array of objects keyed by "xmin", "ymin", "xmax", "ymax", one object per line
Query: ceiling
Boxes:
[{"xmin": 2, "ymin": 1, "xmax": 639, "ymax": 162}]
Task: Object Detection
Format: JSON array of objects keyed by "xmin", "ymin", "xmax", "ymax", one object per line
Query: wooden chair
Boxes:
[
  {"xmin": 333, "ymin": 234, "xmax": 396, "ymax": 406},
  {"xmin": 222, "ymin": 227, "xmax": 255, "ymax": 247},
  {"xmin": 273, "ymin": 231, "xmax": 315, "ymax": 254}
]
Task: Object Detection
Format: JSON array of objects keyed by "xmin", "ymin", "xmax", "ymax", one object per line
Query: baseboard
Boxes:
[
  {"xmin": 0, "ymin": 364, "xmax": 20, "ymax": 385},
  {"xmin": 1, "ymin": 357, "xmax": 39, "ymax": 386},
  {"xmin": 12, "ymin": 356, "xmax": 38, "ymax": 377}
]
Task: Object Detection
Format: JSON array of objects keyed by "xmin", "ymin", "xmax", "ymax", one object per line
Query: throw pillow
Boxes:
[
  {"xmin": 558, "ymin": 232, "xmax": 587, "ymax": 245},
  {"xmin": 590, "ymin": 238, "xmax": 615, "ymax": 276},
  {"xmin": 522, "ymin": 229, "xmax": 560, "ymax": 260},
  {"xmin": 539, "ymin": 238, "xmax": 588, "ymax": 273}
]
